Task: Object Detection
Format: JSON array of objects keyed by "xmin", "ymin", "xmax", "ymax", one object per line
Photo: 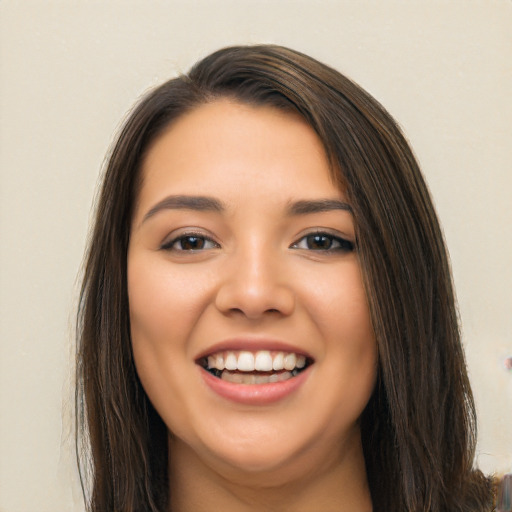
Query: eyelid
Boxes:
[
  {"xmin": 290, "ymin": 229, "xmax": 355, "ymax": 252},
  {"xmin": 160, "ymin": 228, "xmax": 220, "ymax": 251}
]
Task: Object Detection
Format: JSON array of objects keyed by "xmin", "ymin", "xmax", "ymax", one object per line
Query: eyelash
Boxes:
[
  {"xmin": 160, "ymin": 232, "xmax": 219, "ymax": 252},
  {"xmin": 161, "ymin": 231, "xmax": 354, "ymax": 253},
  {"xmin": 290, "ymin": 232, "xmax": 354, "ymax": 253}
]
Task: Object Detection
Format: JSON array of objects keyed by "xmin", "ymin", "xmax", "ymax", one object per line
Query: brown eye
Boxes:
[
  {"xmin": 178, "ymin": 236, "xmax": 206, "ymax": 250},
  {"xmin": 161, "ymin": 234, "xmax": 219, "ymax": 252},
  {"xmin": 306, "ymin": 234, "xmax": 333, "ymax": 250},
  {"xmin": 291, "ymin": 232, "xmax": 354, "ymax": 252}
]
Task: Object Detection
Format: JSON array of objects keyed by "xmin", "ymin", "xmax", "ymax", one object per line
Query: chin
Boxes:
[
  {"xmin": 216, "ymin": 444, "xmax": 297, "ymax": 473},
  {"xmin": 191, "ymin": 418, "xmax": 342, "ymax": 482}
]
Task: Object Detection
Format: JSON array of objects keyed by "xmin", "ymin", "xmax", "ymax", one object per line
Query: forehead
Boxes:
[{"xmin": 136, "ymin": 99, "xmax": 343, "ymax": 218}]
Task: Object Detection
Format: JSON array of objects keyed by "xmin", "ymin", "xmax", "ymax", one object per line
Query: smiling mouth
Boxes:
[{"xmin": 197, "ymin": 350, "xmax": 313, "ymax": 385}]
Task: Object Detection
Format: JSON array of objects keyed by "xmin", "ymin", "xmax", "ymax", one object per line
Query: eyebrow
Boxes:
[
  {"xmin": 286, "ymin": 199, "xmax": 353, "ymax": 216},
  {"xmin": 142, "ymin": 195, "xmax": 225, "ymax": 222},
  {"xmin": 141, "ymin": 195, "xmax": 353, "ymax": 224}
]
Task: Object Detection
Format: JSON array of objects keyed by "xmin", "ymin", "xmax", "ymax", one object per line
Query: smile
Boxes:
[{"xmin": 197, "ymin": 350, "xmax": 313, "ymax": 385}]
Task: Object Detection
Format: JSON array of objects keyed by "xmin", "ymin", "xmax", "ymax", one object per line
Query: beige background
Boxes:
[{"xmin": 1, "ymin": 1, "xmax": 511, "ymax": 510}]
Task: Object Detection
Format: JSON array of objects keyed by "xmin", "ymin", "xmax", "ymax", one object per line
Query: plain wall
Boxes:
[{"xmin": 1, "ymin": 1, "xmax": 511, "ymax": 510}]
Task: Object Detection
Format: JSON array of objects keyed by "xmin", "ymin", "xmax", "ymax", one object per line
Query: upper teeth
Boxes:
[{"xmin": 207, "ymin": 350, "xmax": 306, "ymax": 372}]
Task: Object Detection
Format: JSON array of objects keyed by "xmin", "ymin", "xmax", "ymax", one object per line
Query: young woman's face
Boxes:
[{"xmin": 128, "ymin": 100, "xmax": 377, "ymax": 481}]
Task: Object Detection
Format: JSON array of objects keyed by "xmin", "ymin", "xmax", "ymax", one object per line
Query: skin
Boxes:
[{"xmin": 128, "ymin": 99, "xmax": 377, "ymax": 511}]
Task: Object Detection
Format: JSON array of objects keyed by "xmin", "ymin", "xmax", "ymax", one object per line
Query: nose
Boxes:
[{"xmin": 214, "ymin": 243, "xmax": 295, "ymax": 319}]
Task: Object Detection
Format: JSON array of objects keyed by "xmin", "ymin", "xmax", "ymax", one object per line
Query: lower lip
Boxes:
[{"xmin": 199, "ymin": 367, "xmax": 311, "ymax": 405}]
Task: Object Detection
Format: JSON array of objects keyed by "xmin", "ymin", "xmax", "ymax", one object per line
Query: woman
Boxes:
[{"xmin": 76, "ymin": 45, "xmax": 495, "ymax": 511}]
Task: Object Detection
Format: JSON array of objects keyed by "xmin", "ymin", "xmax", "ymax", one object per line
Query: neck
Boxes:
[{"xmin": 167, "ymin": 429, "xmax": 373, "ymax": 512}]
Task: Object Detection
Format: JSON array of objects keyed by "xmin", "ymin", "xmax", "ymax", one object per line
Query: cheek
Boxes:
[
  {"xmin": 127, "ymin": 256, "xmax": 221, "ymax": 441},
  {"xmin": 300, "ymin": 260, "xmax": 374, "ymax": 340},
  {"xmin": 329, "ymin": 269, "xmax": 376, "ymax": 374},
  {"xmin": 299, "ymin": 262, "xmax": 377, "ymax": 413},
  {"xmin": 127, "ymin": 256, "xmax": 212, "ymax": 349},
  {"xmin": 126, "ymin": 256, "xmax": 212, "ymax": 409}
]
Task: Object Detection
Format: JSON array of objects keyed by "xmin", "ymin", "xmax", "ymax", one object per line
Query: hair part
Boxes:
[{"xmin": 77, "ymin": 44, "xmax": 494, "ymax": 511}]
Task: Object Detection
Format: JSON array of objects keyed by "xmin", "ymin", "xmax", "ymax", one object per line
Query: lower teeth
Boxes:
[{"xmin": 218, "ymin": 369, "xmax": 299, "ymax": 384}]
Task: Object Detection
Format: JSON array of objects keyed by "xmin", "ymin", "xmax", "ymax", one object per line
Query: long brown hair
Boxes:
[{"xmin": 76, "ymin": 44, "xmax": 493, "ymax": 511}]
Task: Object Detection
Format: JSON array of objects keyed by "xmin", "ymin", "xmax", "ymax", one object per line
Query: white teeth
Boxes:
[
  {"xmin": 254, "ymin": 351, "xmax": 273, "ymax": 371},
  {"xmin": 237, "ymin": 351, "xmax": 255, "ymax": 372},
  {"xmin": 215, "ymin": 354, "xmax": 224, "ymax": 370},
  {"xmin": 283, "ymin": 353, "xmax": 297, "ymax": 371},
  {"xmin": 272, "ymin": 352, "xmax": 284, "ymax": 371},
  {"xmin": 206, "ymin": 350, "xmax": 308, "ymax": 373},
  {"xmin": 225, "ymin": 352, "xmax": 238, "ymax": 371}
]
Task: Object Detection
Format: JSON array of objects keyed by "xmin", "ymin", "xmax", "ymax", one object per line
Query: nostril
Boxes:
[{"xmin": 214, "ymin": 276, "xmax": 295, "ymax": 319}]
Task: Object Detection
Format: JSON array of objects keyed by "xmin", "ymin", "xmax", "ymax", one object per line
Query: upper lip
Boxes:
[{"xmin": 194, "ymin": 337, "xmax": 314, "ymax": 362}]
